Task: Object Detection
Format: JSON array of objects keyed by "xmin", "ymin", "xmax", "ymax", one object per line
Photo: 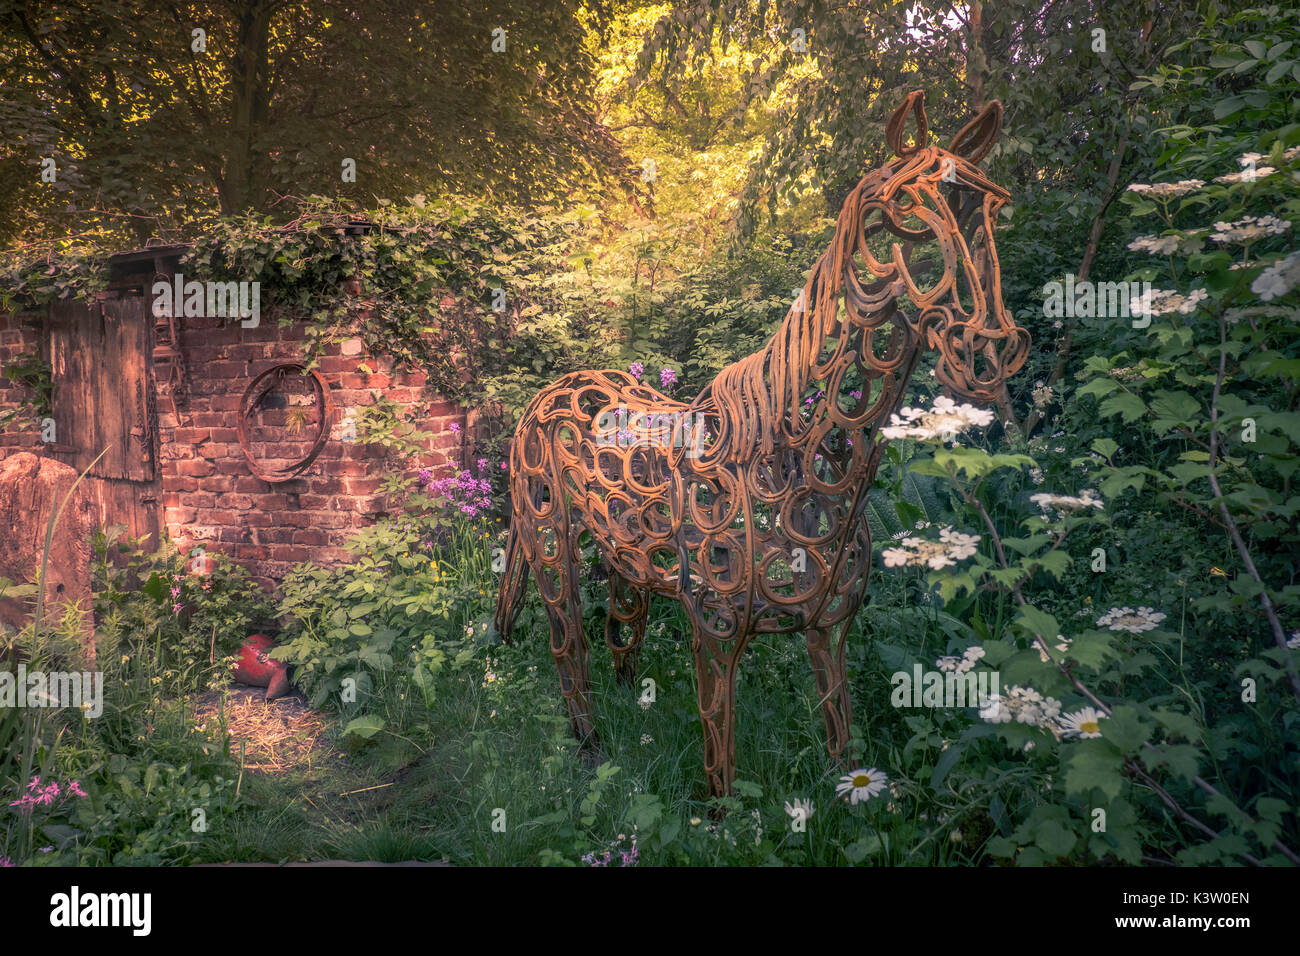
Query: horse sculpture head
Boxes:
[{"xmin": 837, "ymin": 89, "xmax": 1029, "ymax": 404}]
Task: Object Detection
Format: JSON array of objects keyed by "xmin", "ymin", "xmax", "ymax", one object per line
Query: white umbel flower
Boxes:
[
  {"xmin": 1096, "ymin": 606, "xmax": 1167, "ymax": 633},
  {"xmin": 1030, "ymin": 489, "xmax": 1104, "ymax": 514},
  {"xmin": 881, "ymin": 526, "xmax": 981, "ymax": 570},
  {"xmin": 879, "ymin": 396, "xmax": 994, "ymax": 442}
]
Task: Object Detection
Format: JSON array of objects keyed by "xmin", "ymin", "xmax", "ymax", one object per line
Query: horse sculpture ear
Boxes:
[
  {"xmin": 947, "ymin": 100, "xmax": 1003, "ymax": 164},
  {"xmin": 885, "ymin": 90, "xmax": 928, "ymax": 157}
]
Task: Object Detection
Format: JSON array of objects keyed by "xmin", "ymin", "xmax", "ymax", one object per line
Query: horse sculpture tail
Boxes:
[{"xmin": 493, "ymin": 522, "xmax": 529, "ymax": 640}]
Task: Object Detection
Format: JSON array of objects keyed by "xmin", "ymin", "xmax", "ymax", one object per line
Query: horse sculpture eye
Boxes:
[{"xmin": 493, "ymin": 90, "xmax": 1029, "ymax": 801}]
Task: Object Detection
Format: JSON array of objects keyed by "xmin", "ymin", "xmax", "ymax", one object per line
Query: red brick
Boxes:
[
  {"xmin": 196, "ymin": 509, "xmax": 238, "ymax": 526},
  {"xmin": 161, "ymin": 476, "xmax": 199, "ymax": 493},
  {"xmin": 177, "ymin": 459, "xmax": 214, "ymax": 477}
]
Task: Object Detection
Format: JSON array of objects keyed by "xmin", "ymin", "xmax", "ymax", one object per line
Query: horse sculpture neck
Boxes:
[{"xmin": 699, "ymin": 161, "xmax": 923, "ymax": 477}]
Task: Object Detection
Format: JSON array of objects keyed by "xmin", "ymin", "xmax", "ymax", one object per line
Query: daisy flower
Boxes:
[
  {"xmin": 836, "ymin": 768, "xmax": 888, "ymax": 804},
  {"xmin": 1059, "ymin": 707, "xmax": 1106, "ymax": 739}
]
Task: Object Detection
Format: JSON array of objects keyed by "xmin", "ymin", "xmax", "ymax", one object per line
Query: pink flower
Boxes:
[
  {"xmin": 449, "ymin": 422, "xmax": 462, "ymax": 435},
  {"xmin": 68, "ymin": 781, "xmax": 87, "ymax": 799},
  {"xmin": 500, "ymin": 461, "xmax": 508, "ymax": 471},
  {"xmin": 629, "ymin": 361, "xmax": 644, "ymax": 381},
  {"xmin": 477, "ymin": 458, "xmax": 488, "ymax": 472},
  {"xmin": 660, "ymin": 367, "xmax": 677, "ymax": 389},
  {"xmin": 172, "ymin": 602, "xmax": 184, "ymax": 614}
]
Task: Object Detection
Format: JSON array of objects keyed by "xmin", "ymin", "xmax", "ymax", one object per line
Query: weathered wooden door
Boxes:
[{"xmin": 46, "ymin": 296, "xmax": 161, "ymax": 546}]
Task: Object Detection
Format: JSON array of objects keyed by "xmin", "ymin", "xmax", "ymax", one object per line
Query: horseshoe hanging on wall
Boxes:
[{"xmin": 237, "ymin": 363, "xmax": 335, "ymax": 483}]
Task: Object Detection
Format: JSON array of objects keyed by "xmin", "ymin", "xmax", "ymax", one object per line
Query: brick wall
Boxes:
[
  {"xmin": 0, "ymin": 311, "xmax": 46, "ymax": 456},
  {"xmin": 1, "ymin": 303, "xmax": 470, "ymax": 591}
]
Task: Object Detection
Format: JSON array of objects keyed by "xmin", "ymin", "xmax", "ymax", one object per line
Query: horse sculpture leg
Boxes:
[
  {"xmin": 540, "ymin": 547, "xmax": 600, "ymax": 758},
  {"xmin": 604, "ymin": 572, "xmax": 649, "ymax": 686},
  {"xmin": 689, "ymin": 622, "xmax": 743, "ymax": 801},
  {"xmin": 805, "ymin": 621, "xmax": 855, "ymax": 764}
]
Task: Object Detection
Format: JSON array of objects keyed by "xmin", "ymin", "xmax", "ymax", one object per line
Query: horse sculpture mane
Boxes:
[{"xmin": 495, "ymin": 89, "xmax": 1029, "ymax": 799}]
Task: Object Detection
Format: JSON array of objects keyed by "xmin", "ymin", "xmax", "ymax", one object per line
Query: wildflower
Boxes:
[
  {"xmin": 1210, "ymin": 214, "xmax": 1292, "ymax": 244},
  {"xmin": 659, "ymin": 367, "xmax": 677, "ymax": 389},
  {"xmin": 169, "ymin": 585, "xmax": 182, "ymax": 599},
  {"xmin": 639, "ymin": 733, "xmax": 653, "ymax": 746},
  {"xmin": 172, "ymin": 603, "xmax": 183, "ymax": 614},
  {"xmin": 1129, "ymin": 288, "xmax": 1195, "ymax": 318},
  {"xmin": 477, "ymin": 458, "xmax": 488, "ymax": 472},
  {"xmin": 1214, "ymin": 167, "xmax": 1275, "ymax": 184},
  {"xmin": 1036, "ymin": 635, "xmax": 1071, "ymax": 663},
  {"xmin": 881, "ymin": 526, "xmax": 980, "ymax": 570},
  {"xmin": 690, "ymin": 817, "xmax": 702, "ymax": 826},
  {"xmin": 1285, "ymin": 630, "xmax": 1299, "ymax": 650},
  {"xmin": 1096, "ymin": 606, "xmax": 1166, "ymax": 633},
  {"xmin": 981, "ymin": 685, "xmax": 1062, "ymax": 729},
  {"xmin": 0, "ymin": 857, "xmax": 11, "ymax": 867},
  {"xmin": 1252, "ymin": 250, "xmax": 1300, "ymax": 301},
  {"xmin": 1028, "ymin": 467, "xmax": 1045, "ymax": 486},
  {"xmin": 784, "ymin": 798, "xmax": 814, "ymax": 821},
  {"xmin": 836, "ymin": 767, "xmax": 888, "ymax": 804},
  {"xmin": 1052, "ymin": 320, "xmax": 1063, "ymax": 329},
  {"xmin": 880, "ymin": 395, "xmax": 994, "ymax": 442},
  {"xmin": 629, "ymin": 361, "xmax": 644, "ymax": 381},
  {"xmin": 1128, "ymin": 234, "xmax": 1181, "ymax": 256},
  {"xmin": 449, "ymin": 422, "xmax": 462, "ymax": 435},
  {"xmin": 1058, "ymin": 707, "xmax": 1106, "ymax": 739},
  {"xmin": 1125, "ymin": 180, "xmax": 1204, "ymax": 199},
  {"xmin": 1030, "ymin": 489, "xmax": 1103, "ymax": 514}
]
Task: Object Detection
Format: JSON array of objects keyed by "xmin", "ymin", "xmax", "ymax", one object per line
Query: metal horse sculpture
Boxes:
[{"xmin": 495, "ymin": 90, "xmax": 1029, "ymax": 798}]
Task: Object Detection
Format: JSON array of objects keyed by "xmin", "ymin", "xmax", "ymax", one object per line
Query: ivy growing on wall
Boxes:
[{"xmin": 0, "ymin": 196, "xmax": 617, "ymax": 422}]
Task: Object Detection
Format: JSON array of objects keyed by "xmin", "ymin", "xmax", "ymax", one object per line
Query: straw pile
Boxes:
[{"xmin": 194, "ymin": 685, "xmax": 337, "ymax": 773}]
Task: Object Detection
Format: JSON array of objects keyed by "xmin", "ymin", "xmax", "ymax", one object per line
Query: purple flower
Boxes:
[
  {"xmin": 449, "ymin": 422, "xmax": 462, "ymax": 435},
  {"xmin": 660, "ymin": 367, "xmax": 677, "ymax": 389},
  {"xmin": 477, "ymin": 458, "xmax": 488, "ymax": 472},
  {"xmin": 629, "ymin": 361, "xmax": 644, "ymax": 381},
  {"xmin": 418, "ymin": 467, "xmax": 432, "ymax": 485},
  {"xmin": 0, "ymin": 857, "xmax": 11, "ymax": 867}
]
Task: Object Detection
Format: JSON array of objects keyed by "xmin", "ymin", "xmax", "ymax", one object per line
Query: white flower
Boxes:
[
  {"xmin": 936, "ymin": 655, "xmax": 962, "ymax": 672},
  {"xmin": 1210, "ymin": 214, "xmax": 1292, "ymax": 244},
  {"xmin": 1031, "ymin": 383, "xmax": 1055, "ymax": 409},
  {"xmin": 1059, "ymin": 707, "xmax": 1106, "ymax": 739},
  {"xmin": 836, "ymin": 768, "xmax": 888, "ymax": 804},
  {"xmin": 1128, "ymin": 234, "xmax": 1181, "ymax": 255},
  {"xmin": 881, "ymin": 526, "xmax": 981, "ymax": 569},
  {"xmin": 980, "ymin": 693, "xmax": 1011, "ymax": 723},
  {"xmin": 1130, "ymin": 288, "xmax": 1197, "ymax": 317},
  {"xmin": 880, "ymin": 396, "xmax": 994, "ymax": 442},
  {"xmin": 1028, "ymin": 467, "xmax": 1045, "ymax": 486},
  {"xmin": 1238, "ymin": 151, "xmax": 1268, "ymax": 167},
  {"xmin": 982, "ymin": 685, "xmax": 1061, "ymax": 729},
  {"xmin": 1252, "ymin": 250, "xmax": 1300, "ymax": 301},
  {"xmin": 1036, "ymin": 635, "xmax": 1071, "ymax": 663},
  {"xmin": 784, "ymin": 798, "xmax": 815, "ymax": 820},
  {"xmin": 963, "ymin": 646, "xmax": 986, "ymax": 663},
  {"xmin": 1126, "ymin": 180, "xmax": 1204, "ymax": 198},
  {"xmin": 1177, "ymin": 288, "xmax": 1208, "ymax": 314},
  {"xmin": 1096, "ymin": 605, "xmax": 1167, "ymax": 633},
  {"xmin": 1030, "ymin": 489, "xmax": 1104, "ymax": 514},
  {"xmin": 1214, "ymin": 167, "xmax": 1276, "ymax": 184},
  {"xmin": 1286, "ymin": 630, "xmax": 1299, "ymax": 650},
  {"xmin": 639, "ymin": 733, "xmax": 653, "ymax": 746}
]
